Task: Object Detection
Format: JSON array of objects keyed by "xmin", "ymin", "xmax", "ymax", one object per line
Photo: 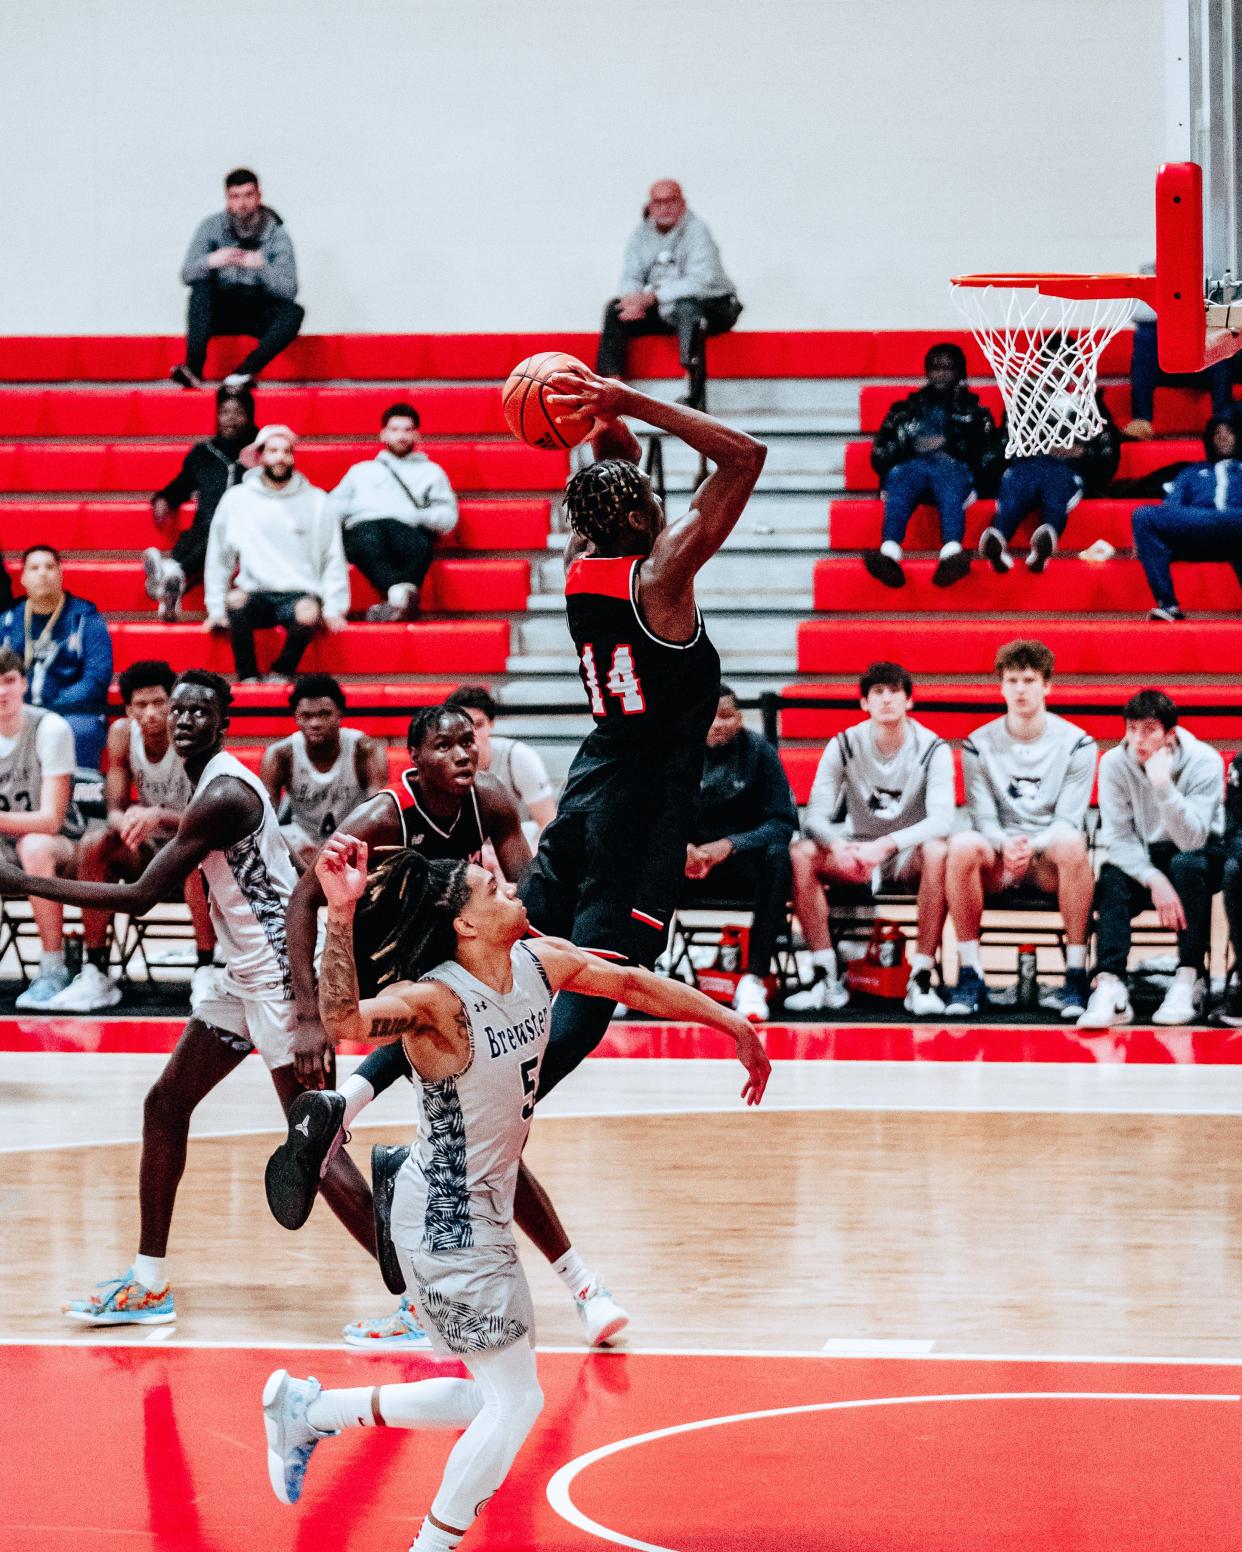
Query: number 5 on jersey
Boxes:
[{"xmin": 581, "ymin": 643, "xmax": 646, "ymax": 716}]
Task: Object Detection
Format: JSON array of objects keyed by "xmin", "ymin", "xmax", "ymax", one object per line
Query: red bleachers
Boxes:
[
  {"xmin": 811, "ymin": 557, "xmax": 1242, "ymax": 615},
  {"xmin": 797, "ymin": 617, "xmax": 1242, "ymax": 676},
  {"xmin": 198, "ymin": 682, "xmax": 461, "ymax": 738},
  {"xmin": 857, "ymin": 383, "xmax": 1218, "ymax": 437},
  {"xmin": 828, "ymin": 498, "xmax": 1138, "ymax": 552},
  {"xmin": 0, "ymin": 498, "xmax": 551, "ymax": 554},
  {"xmin": 841, "ymin": 438, "xmax": 1201, "ymax": 493},
  {"xmin": 0, "ymin": 441, "xmax": 565, "ymax": 494}
]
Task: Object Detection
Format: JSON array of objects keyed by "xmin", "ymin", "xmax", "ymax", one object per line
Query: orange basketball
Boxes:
[{"xmin": 502, "ymin": 351, "xmax": 593, "ymax": 450}]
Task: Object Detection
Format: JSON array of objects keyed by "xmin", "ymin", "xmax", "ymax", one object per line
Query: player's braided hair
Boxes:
[
  {"xmin": 563, "ymin": 459, "xmax": 651, "ymax": 549},
  {"xmin": 352, "ymin": 849, "xmax": 472, "ymax": 993}
]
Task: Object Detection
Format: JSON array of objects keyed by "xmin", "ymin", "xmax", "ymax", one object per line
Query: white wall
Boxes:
[{"xmin": 0, "ymin": 0, "xmax": 1165, "ymax": 335}]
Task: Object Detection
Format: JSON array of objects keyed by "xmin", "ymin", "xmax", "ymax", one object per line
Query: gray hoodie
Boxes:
[
  {"xmin": 181, "ymin": 208, "xmax": 299, "ymax": 302},
  {"xmin": 618, "ymin": 210, "xmax": 734, "ymax": 320},
  {"xmin": 1097, "ymin": 727, "xmax": 1225, "ymax": 885}
]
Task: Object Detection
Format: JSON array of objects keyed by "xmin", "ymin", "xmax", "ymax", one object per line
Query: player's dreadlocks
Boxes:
[
  {"xmin": 352, "ymin": 850, "xmax": 472, "ymax": 994},
  {"xmin": 563, "ymin": 459, "xmax": 652, "ymax": 550}
]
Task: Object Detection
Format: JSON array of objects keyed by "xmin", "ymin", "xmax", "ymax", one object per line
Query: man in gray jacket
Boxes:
[
  {"xmin": 1079, "ymin": 690, "xmax": 1225, "ymax": 1029},
  {"xmin": 172, "ymin": 168, "xmax": 305, "ymax": 392},
  {"xmin": 595, "ymin": 180, "xmax": 741, "ymax": 408}
]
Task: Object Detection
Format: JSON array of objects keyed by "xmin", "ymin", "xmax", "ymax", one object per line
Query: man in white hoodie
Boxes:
[
  {"xmin": 1079, "ymin": 689, "xmax": 1225, "ymax": 1029},
  {"xmin": 205, "ymin": 426, "xmax": 349, "ymax": 684}
]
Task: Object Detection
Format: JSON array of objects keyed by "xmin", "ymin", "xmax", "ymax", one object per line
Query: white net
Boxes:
[{"xmin": 949, "ymin": 283, "xmax": 1136, "ymax": 456}]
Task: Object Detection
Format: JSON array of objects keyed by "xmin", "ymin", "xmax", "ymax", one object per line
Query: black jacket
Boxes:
[
  {"xmin": 871, "ymin": 383, "xmax": 1004, "ymax": 490},
  {"xmin": 1227, "ymin": 751, "xmax": 1242, "ymax": 844},
  {"xmin": 693, "ymin": 727, "xmax": 797, "ymax": 854},
  {"xmin": 152, "ymin": 437, "xmax": 251, "ymax": 530}
]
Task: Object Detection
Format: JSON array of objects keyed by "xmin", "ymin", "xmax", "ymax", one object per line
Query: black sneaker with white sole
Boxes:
[
  {"xmin": 372, "ymin": 1144, "xmax": 411, "ymax": 1297},
  {"xmin": 265, "ymin": 1089, "xmax": 347, "ymax": 1230},
  {"xmin": 978, "ymin": 527, "xmax": 1013, "ymax": 574},
  {"xmin": 1025, "ymin": 523, "xmax": 1056, "ymax": 574},
  {"xmin": 1149, "ymin": 603, "xmax": 1185, "ymax": 622}
]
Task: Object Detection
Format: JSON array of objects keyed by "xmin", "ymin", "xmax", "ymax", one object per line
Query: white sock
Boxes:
[
  {"xmin": 41, "ymin": 951, "xmax": 65, "ymax": 975},
  {"xmin": 1174, "ymin": 965, "xmax": 1199, "ymax": 985},
  {"xmin": 413, "ymin": 1520, "xmax": 462, "ymax": 1552},
  {"xmin": 880, "ymin": 539, "xmax": 902, "ymax": 562},
  {"xmin": 939, "ymin": 540, "xmax": 963, "ymax": 558},
  {"xmin": 309, "ymin": 1378, "xmax": 480, "ymax": 1435},
  {"xmin": 1096, "ymin": 971, "xmax": 1121, "ymax": 987},
  {"xmin": 910, "ymin": 952, "xmax": 934, "ymax": 976},
  {"xmin": 1065, "ymin": 945, "xmax": 1087, "ymax": 970},
  {"xmin": 957, "ymin": 941, "xmax": 982, "ymax": 972},
  {"xmin": 551, "ymin": 1247, "xmax": 592, "ymax": 1300},
  {"xmin": 339, "ymin": 1073, "xmax": 375, "ymax": 1128},
  {"xmin": 810, "ymin": 947, "xmax": 838, "ymax": 977},
  {"xmin": 132, "ymin": 1254, "xmax": 166, "ymax": 1292}
]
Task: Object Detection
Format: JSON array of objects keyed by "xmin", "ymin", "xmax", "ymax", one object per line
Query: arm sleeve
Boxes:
[
  {"xmin": 652, "ymin": 221, "xmax": 727, "ymax": 304},
  {"xmin": 203, "ymin": 499, "xmax": 235, "ymax": 619},
  {"xmin": 617, "ymin": 228, "xmax": 647, "ymax": 294},
  {"xmin": 1099, "ymin": 755, "xmax": 1158, "ymax": 886},
  {"xmin": 1041, "ymin": 735, "xmax": 1097, "ymax": 844},
  {"xmin": 417, "ymin": 463, "xmax": 459, "ymax": 536},
  {"xmin": 260, "ymin": 224, "xmax": 299, "ymax": 301},
  {"xmin": 316, "ymin": 498, "xmax": 351, "ymax": 618},
  {"xmin": 1155, "ymin": 752, "xmax": 1223, "ymax": 853},
  {"xmin": 50, "ymin": 611, "xmax": 112, "ymax": 711},
  {"xmin": 153, "ymin": 449, "xmax": 199, "ymax": 508},
  {"xmin": 507, "ymin": 742, "xmax": 555, "ymax": 808},
  {"xmin": 962, "ymin": 737, "xmax": 1005, "ymax": 850},
  {"xmin": 888, "ymin": 741, "xmax": 956, "ymax": 850},
  {"xmin": 180, "ymin": 217, "xmax": 217, "ymax": 286},
  {"xmin": 35, "ymin": 714, "xmax": 77, "ymax": 778},
  {"xmin": 802, "ymin": 741, "xmax": 846, "ymax": 846},
  {"xmin": 726, "ymin": 740, "xmax": 797, "ymax": 854}
]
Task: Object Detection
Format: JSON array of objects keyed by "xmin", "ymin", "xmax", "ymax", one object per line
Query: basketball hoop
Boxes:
[{"xmin": 949, "ymin": 279, "xmax": 1138, "ymax": 456}]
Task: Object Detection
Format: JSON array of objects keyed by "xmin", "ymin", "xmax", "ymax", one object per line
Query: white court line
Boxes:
[
  {"xmin": 545, "ymin": 1391, "xmax": 1242, "ymax": 1552},
  {"xmin": 2, "ymin": 1334, "xmax": 1242, "ymax": 1366}
]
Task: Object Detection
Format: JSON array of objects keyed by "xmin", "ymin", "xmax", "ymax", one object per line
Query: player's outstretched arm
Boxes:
[
  {"xmin": 0, "ymin": 777, "xmax": 259, "ymax": 914},
  {"xmin": 530, "ymin": 937, "xmax": 771, "ymax": 1105}
]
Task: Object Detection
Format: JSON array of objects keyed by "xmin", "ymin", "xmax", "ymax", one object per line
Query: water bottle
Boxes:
[
  {"xmin": 1017, "ymin": 944, "xmax": 1038, "ymax": 1009},
  {"xmin": 718, "ymin": 927, "xmax": 741, "ymax": 973}
]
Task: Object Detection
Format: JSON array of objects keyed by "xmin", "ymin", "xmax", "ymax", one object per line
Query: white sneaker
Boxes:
[
  {"xmin": 45, "ymin": 963, "xmax": 122, "ymax": 1012},
  {"xmin": 142, "ymin": 546, "xmax": 165, "ymax": 602},
  {"xmin": 1076, "ymin": 978, "xmax": 1133, "ymax": 1030},
  {"xmin": 158, "ymin": 559, "xmax": 186, "ymax": 622},
  {"xmin": 903, "ymin": 972, "xmax": 945, "ymax": 1017},
  {"xmin": 1152, "ymin": 975, "xmax": 1204, "ymax": 1027},
  {"xmin": 15, "ymin": 967, "xmax": 71, "ymax": 1009},
  {"xmin": 574, "ymin": 1276, "xmax": 629, "ymax": 1346},
  {"xmin": 785, "ymin": 971, "xmax": 849, "ymax": 1012},
  {"xmin": 732, "ymin": 973, "xmax": 768, "ymax": 1022}
]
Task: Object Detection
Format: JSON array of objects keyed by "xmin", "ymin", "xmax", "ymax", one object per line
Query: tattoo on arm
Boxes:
[
  {"xmin": 318, "ymin": 916, "xmax": 363, "ymax": 1039},
  {"xmin": 369, "ymin": 1015, "xmax": 418, "ymax": 1041}
]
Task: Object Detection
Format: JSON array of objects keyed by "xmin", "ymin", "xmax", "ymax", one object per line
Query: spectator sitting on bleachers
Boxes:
[
  {"xmin": 204, "ymin": 425, "xmax": 348, "ymax": 684},
  {"xmin": 1131, "ymin": 414, "xmax": 1242, "ymax": 623},
  {"xmin": 444, "ymin": 686, "xmax": 556, "ymax": 842},
  {"xmin": 144, "ymin": 386, "xmax": 257, "ymax": 622},
  {"xmin": 172, "ymin": 167, "xmax": 304, "ymax": 392},
  {"xmin": 866, "ymin": 343, "xmax": 1003, "ymax": 590},
  {"xmin": 330, "ymin": 402, "xmax": 458, "ymax": 621},
  {"xmin": 678, "ymin": 684, "xmax": 796, "ymax": 1023},
  {"xmin": 260, "ymin": 673, "xmax": 388, "ymax": 867},
  {"xmin": 0, "ymin": 545, "xmax": 113, "ymax": 769},
  {"xmin": 52, "ymin": 660, "xmax": 214, "ymax": 1013},
  {"xmin": 945, "ymin": 639, "xmax": 1097, "ymax": 1019},
  {"xmin": 1123, "ymin": 266, "xmax": 1236, "ymax": 440},
  {"xmin": 0, "ymin": 647, "xmax": 85, "ymax": 1010},
  {"xmin": 595, "ymin": 180, "xmax": 742, "ymax": 409},
  {"xmin": 979, "ymin": 390, "xmax": 1120, "ymax": 577},
  {"xmin": 1215, "ymin": 751, "xmax": 1242, "ymax": 1028},
  {"xmin": 787, "ymin": 660, "xmax": 954, "ymax": 1017},
  {"xmin": 1078, "ymin": 690, "xmax": 1224, "ymax": 1031}
]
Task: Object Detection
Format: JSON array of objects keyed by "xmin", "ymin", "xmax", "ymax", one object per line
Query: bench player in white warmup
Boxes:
[{"xmin": 263, "ymin": 831, "xmax": 769, "ymax": 1552}]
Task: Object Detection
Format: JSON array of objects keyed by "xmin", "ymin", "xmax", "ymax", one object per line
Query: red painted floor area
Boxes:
[
  {"xmin": 3, "ymin": 1014, "xmax": 1242, "ymax": 1064},
  {"xmin": 4, "ymin": 1346, "xmax": 1237, "ymax": 1551}
]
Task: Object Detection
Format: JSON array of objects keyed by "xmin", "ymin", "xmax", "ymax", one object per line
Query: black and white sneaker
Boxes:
[
  {"xmin": 1149, "ymin": 603, "xmax": 1186, "ymax": 622},
  {"xmin": 1211, "ymin": 982, "xmax": 1242, "ymax": 1028},
  {"xmin": 1025, "ymin": 523, "xmax": 1057, "ymax": 574},
  {"xmin": 978, "ymin": 526, "xmax": 1013, "ymax": 574},
  {"xmin": 265, "ymin": 1090, "xmax": 347, "ymax": 1230},
  {"xmin": 931, "ymin": 548, "xmax": 972, "ymax": 587},
  {"xmin": 864, "ymin": 550, "xmax": 906, "ymax": 589},
  {"xmin": 372, "ymin": 1144, "xmax": 411, "ymax": 1297}
]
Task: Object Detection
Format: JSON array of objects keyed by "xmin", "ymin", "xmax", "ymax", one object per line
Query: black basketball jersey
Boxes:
[
  {"xmin": 564, "ymin": 556, "xmax": 721, "ymax": 740},
  {"xmin": 382, "ymin": 769, "xmax": 485, "ymax": 862}
]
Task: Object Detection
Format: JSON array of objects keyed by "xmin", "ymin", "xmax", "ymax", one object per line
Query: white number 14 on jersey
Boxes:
[{"xmin": 582, "ymin": 643, "xmax": 646, "ymax": 715}]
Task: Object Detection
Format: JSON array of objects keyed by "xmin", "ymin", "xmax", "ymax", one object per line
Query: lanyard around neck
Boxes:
[{"xmin": 23, "ymin": 596, "xmax": 64, "ymax": 672}]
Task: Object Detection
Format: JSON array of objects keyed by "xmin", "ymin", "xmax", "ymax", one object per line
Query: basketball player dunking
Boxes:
[{"xmin": 0, "ymin": 671, "xmax": 377, "ymax": 1323}]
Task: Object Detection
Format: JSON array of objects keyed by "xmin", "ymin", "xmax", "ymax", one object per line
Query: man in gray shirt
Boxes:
[
  {"xmin": 171, "ymin": 168, "xmax": 305, "ymax": 392},
  {"xmin": 1079, "ymin": 689, "xmax": 1224, "ymax": 1030},
  {"xmin": 946, "ymin": 639, "xmax": 1097, "ymax": 1018},
  {"xmin": 595, "ymin": 180, "xmax": 741, "ymax": 408}
]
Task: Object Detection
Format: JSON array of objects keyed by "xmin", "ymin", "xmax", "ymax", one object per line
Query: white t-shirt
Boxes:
[
  {"xmin": 0, "ymin": 712, "xmax": 75, "ymax": 779},
  {"xmin": 489, "ymin": 735, "xmax": 554, "ymax": 823}
]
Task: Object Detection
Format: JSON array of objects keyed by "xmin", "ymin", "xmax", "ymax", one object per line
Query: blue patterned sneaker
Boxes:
[
  {"xmin": 945, "ymin": 966, "xmax": 991, "ymax": 1017},
  {"xmin": 342, "ymin": 1294, "xmax": 432, "ymax": 1349},
  {"xmin": 63, "ymin": 1269, "xmax": 175, "ymax": 1325},
  {"xmin": 262, "ymin": 1369, "xmax": 335, "ymax": 1505},
  {"xmin": 16, "ymin": 967, "xmax": 72, "ymax": 1010}
]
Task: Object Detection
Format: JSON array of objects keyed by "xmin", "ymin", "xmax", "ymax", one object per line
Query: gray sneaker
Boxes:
[{"xmin": 16, "ymin": 967, "xmax": 72, "ymax": 1009}]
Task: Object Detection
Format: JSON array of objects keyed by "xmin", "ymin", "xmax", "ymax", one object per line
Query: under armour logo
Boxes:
[{"xmin": 295, "ymin": 1117, "xmax": 310, "ymax": 1136}]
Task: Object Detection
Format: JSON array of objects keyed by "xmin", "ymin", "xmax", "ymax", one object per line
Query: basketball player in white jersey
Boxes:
[
  {"xmin": 263, "ymin": 831, "xmax": 768, "ymax": 1552},
  {"xmin": 51, "ymin": 659, "xmax": 215, "ymax": 1012},
  {"xmin": 261, "ymin": 672, "xmax": 388, "ymax": 867},
  {"xmin": 0, "ymin": 669, "xmax": 377, "ymax": 1323}
]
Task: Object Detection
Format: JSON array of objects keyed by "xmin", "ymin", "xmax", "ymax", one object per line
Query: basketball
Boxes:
[{"xmin": 502, "ymin": 351, "xmax": 593, "ymax": 451}]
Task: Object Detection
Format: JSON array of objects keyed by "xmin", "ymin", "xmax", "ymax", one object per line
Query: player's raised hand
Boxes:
[
  {"xmin": 546, "ymin": 366, "xmax": 627, "ymax": 426},
  {"xmin": 315, "ymin": 832, "xmax": 368, "ymax": 910}
]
